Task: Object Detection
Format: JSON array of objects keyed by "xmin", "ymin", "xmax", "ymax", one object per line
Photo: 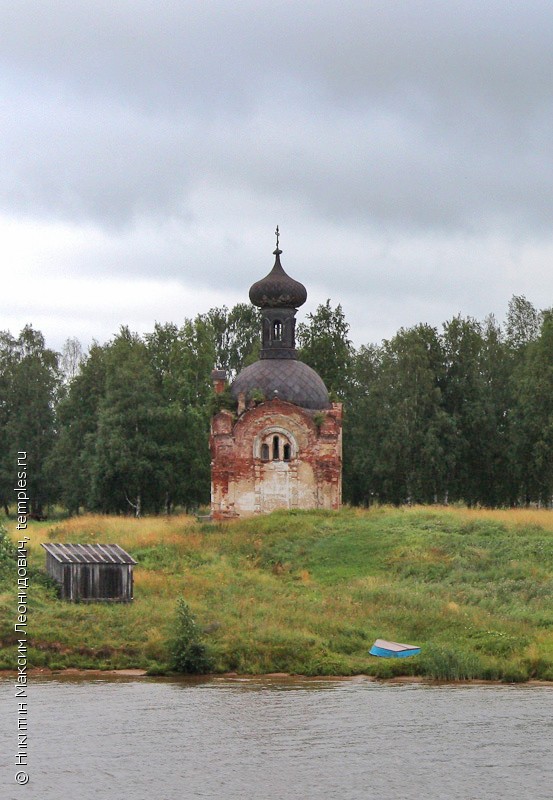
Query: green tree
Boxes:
[
  {"xmin": 343, "ymin": 342, "xmax": 382, "ymax": 505},
  {"xmin": 511, "ymin": 312, "xmax": 553, "ymax": 505},
  {"xmin": 92, "ymin": 329, "xmax": 167, "ymax": 515},
  {"xmin": 345, "ymin": 325, "xmax": 453, "ymax": 506},
  {"xmin": 479, "ymin": 314, "xmax": 517, "ymax": 505},
  {"xmin": 297, "ymin": 300, "xmax": 354, "ymax": 399},
  {"xmin": 0, "ymin": 326, "xmax": 60, "ymax": 515},
  {"xmin": 0, "ymin": 331, "xmax": 18, "ymax": 515},
  {"xmin": 441, "ymin": 315, "xmax": 513, "ymax": 505},
  {"xmin": 204, "ymin": 304, "xmax": 261, "ymax": 378},
  {"xmin": 49, "ymin": 343, "xmax": 107, "ymax": 514},
  {"xmin": 59, "ymin": 337, "xmax": 85, "ymax": 384},
  {"xmin": 376, "ymin": 325, "xmax": 450, "ymax": 504},
  {"xmin": 175, "ymin": 317, "xmax": 216, "ymax": 407},
  {"xmin": 145, "ymin": 321, "xmax": 212, "ymax": 509},
  {"xmin": 505, "ymin": 295, "xmax": 541, "ymax": 353}
]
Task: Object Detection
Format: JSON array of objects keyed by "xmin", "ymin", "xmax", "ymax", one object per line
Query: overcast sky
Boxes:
[{"xmin": 3, "ymin": 0, "xmax": 553, "ymax": 353}]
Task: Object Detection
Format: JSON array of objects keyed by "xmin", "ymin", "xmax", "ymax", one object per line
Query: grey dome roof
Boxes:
[
  {"xmin": 249, "ymin": 250, "xmax": 307, "ymax": 309},
  {"xmin": 232, "ymin": 359, "xmax": 330, "ymax": 410}
]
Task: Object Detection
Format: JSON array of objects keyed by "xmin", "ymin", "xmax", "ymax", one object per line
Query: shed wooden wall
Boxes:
[{"xmin": 46, "ymin": 555, "xmax": 133, "ymax": 602}]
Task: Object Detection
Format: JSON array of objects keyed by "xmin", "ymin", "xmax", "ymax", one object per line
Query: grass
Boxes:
[{"xmin": 2, "ymin": 505, "xmax": 553, "ymax": 680}]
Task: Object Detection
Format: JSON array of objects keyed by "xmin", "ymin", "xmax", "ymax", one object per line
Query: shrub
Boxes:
[
  {"xmin": 249, "ymin": 388, "xmax": 265, "ymax": 404},
  {"xmin": 313, "ymin": 412, "xmax": 325, "ymax": 429},
  {"xmin": 209, "ymin": 387, "xmax": 237, "ymax": 415},
  {"xmin": 170, "ymin": 598, "xmax": 213, "ymax": 674},
  {"xmin": 146, "ymin": 661, "xmax": 169, "ymax": 676}
]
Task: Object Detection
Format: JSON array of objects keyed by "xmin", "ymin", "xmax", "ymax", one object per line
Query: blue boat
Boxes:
[{"xmin": 369, "ymin": 639, "xmax": 421, "ymax": 658}]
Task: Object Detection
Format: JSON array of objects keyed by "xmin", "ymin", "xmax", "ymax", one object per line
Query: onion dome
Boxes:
[
  {"xmin": 231, "ymin": 359, "xmax": 330, "ymax": 410},
  {"xmin": 231, "ymin": 227, "xmax": 330, "ymax": 410},
  {"xmin": 249, "ymin": 228, "xmax": 307, "ymax": 309}
]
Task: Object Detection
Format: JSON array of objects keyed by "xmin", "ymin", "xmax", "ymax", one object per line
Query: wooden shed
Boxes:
[{"xmin": 41, "ymin": 543, "xmax": 136, "ymax": 602}]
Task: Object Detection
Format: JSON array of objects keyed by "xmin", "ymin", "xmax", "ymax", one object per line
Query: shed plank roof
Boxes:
[{"xmin": 41, "ymin": 543, "xmax": 137, "ymax": 564}]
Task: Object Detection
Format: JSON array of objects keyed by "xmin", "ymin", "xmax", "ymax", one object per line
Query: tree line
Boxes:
[{"xmin": 1, "ymin": 295, "xmax": 553, "ymax": 515}]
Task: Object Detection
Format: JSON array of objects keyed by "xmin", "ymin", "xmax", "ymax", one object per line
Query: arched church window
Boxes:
[
  {"xmin": 273, "ymin": 320, "xmax": 283, "ymax": 341},
  {"xmin": 257, "ymin": 431, "xmax": 295, "ymax": 462}
]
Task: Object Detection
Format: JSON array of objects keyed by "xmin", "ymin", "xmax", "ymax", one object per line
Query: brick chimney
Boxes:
[{"xmin": 211, "ymin": 368, "xmax": 227, "ymax": 395}]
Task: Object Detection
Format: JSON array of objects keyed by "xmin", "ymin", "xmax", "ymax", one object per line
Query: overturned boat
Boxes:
[{"xmin": 369, "ymin": 639, "xmax": 421, "ymax": 658}]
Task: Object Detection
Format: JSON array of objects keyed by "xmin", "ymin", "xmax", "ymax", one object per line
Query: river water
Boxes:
[{"xmin": 1, "ymin": 675, "xmax": 552, "ymax": 800}]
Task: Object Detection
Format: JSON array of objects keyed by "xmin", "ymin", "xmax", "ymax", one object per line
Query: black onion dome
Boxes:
[
  {"xmin": 249, "ymin": 249, "xmax": 307, "ymax": 309},
  {"xmin": 232, "ymin": 359, "xmax": 330, "ymax": 410}
]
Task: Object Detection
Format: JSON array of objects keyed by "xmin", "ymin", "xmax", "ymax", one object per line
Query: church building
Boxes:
[{"xmin": 210, "ymin": 231, "xmax": 342, "ymax": 518}]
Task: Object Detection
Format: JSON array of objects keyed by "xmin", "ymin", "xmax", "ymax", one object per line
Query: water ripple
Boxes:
[{"xmin": 0, "ymin": 678, "xmax": 551, "ymax": 800}]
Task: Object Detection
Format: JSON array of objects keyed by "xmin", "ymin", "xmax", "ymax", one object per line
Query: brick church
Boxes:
[{"xmin": 210, "ymin": 231, "xmax": 342, "ymax": 518}]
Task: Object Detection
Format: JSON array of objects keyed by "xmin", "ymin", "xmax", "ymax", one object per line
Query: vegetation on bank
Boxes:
[{"xmin": 1, "ymin": 506, "xmax": 553, "ymax": 681}]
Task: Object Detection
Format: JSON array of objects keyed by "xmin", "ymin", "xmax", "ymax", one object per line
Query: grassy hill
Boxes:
[{"xmin": 2, "ymin": 506, "xmax": 553, "ymax": 680}]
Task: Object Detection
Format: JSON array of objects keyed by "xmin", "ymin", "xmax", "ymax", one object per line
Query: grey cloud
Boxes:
[
  {"xmin": 2, "ymin": 0, "xmax": 553, "ymax": 285},
  {"xmin": 1, "ymin": 83, "xmax": 197, "ymax": 225},
  {"xmin": 4, "ymin": 1, "xmax": 553, "ymax": 112},
  {"xmin": 7, "ymin": 82, "xmax": 552, "ymax": 241}
]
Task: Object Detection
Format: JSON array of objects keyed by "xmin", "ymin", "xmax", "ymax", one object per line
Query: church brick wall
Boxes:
[{"xmin": 210, "ymin": 398, "xmax": 342, "ymax": 519}]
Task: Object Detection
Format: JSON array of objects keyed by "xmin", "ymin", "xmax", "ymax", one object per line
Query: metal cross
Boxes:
[{"xmin": 275, "ymin": 225, "xmax": 280, "ymax": 248}]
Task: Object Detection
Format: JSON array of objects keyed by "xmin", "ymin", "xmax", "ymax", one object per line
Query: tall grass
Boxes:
[{"xmin": 1, "ymin": 505, "xmax": 553, "ymax": 679}]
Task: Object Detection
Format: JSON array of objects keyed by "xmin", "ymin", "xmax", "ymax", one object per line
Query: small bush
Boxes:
[
  {"xmin": 247, "ymin": 388, "xmax": 264, "ymax": 404},
  {"xmin": 170, "ymin": 599, "xmax": 213, "ymax": 674},
  {"xmin": 146, "ymin": 661, "xmax": 169, "ymax": 676}
]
